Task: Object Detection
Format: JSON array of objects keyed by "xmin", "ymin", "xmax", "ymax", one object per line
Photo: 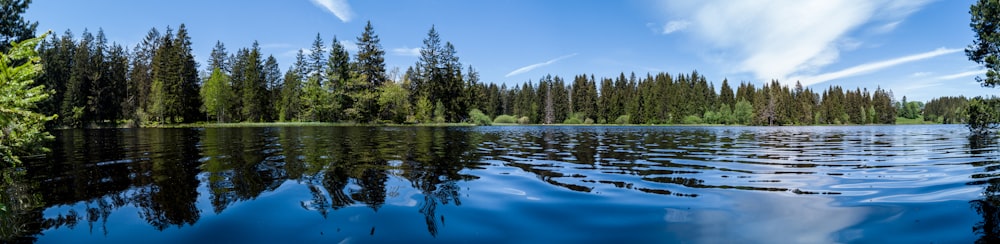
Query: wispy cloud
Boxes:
[
  {"xmin": 392, "ymin": 47, "xmax": 420, "ymax": 57},
  {"xmin": 340, "ymin": 40, "xmax": 358, "ymax": 52},
  {"xmin": 656, "ymin": 0, "xmax": 933, "ymax": 83},
  {"xmin": 310, "ymin": 0, "xmax": 355, "ymax": 23},
  {"xmin": 790, "ymin": 48, "xmax": 961, "ymax": 86},
  {"xmin": 662, "ymin": 20, "xmax": 691, "ymax": 34},
  {"xmin": 937, "ymin": 70, "xmax": 987, "ymax": 80},
  {"xmin": 505, "ymin": 53, "xmax": 578, "ymax": 78}
]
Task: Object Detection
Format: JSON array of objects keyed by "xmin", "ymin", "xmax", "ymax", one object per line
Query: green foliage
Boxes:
[
  {"xmin": 703, "ymin": 110, "xmax": 720, "ymax": 124},
  {"xmin": 682, "ymin": 115, "xmax": 703, "ymax": 125},
  {"xmin": 717, "ymin": 103, "xmax": 734, "ymax": 125},
  {"xmin": 924, "ymin": 96, "xmax": 968, "ymax": 124},
  {"xmin": 0, "ymin": 0, "xmax": 37, "ymax": 53},
  {"xmin": 493, "ymin": 114, "xmax": 517, "ymax": 124},
  {"xmin": 467, "ymin": 109, "xmax": 491, "ymax": 126},
  {"xmin": 968, "ymin": 97, "xmax": 1000, "ymax": 135},
  {"xmin": 0, "ymin": 33, "xmax": 56, "ymax": 165},
  {"xmin": 563, "ymin": 112, "xmax": 586, "ymax": 124},
  {"xmin": 433, "ymin": 101, "xmax": 446, "ymax": 123},
  {"xmin": 517, "ymin": 116, "xmax": 531, "ymax": 125},
  {"xmin": 614, "ymin": 114, "xmax": 630, "ymax": 125},
  {"xmin": 733, "ymin": 99, "xmax": 754, "ymax": 125},
  {"xmin": 200, "ymin": 67, "xmax": 232, "ymax": 123},
  {"xmin": 967, "ymin": 0, "xmax": 1000, "ymax": 87},
  {"xmin": 414, "ymin": 96, "xmax": 433, "ymax": 123},
  {"xmin": 377, "ymin": 81, "xmax": 410, "ymax": 123}
]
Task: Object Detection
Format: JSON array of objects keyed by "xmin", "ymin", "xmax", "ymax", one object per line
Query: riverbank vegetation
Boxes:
[{"xmin": 33, "ymin": 21, "xmax": 928, "ymax": 128}]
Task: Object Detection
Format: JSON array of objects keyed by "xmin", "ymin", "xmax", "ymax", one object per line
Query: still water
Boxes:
[{"xmin": 1, "ymin": 125, "xmax": 997, "ymax": 243}]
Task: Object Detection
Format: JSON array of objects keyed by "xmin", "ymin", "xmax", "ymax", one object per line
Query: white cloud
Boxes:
[
  {"xmin": 937, "ymin": 70, "xmax": 987, "ymax": 80},
  {"xmin": 656, "ymin": 0, "xmax": 933, "ymax": 83},
  {"xmin": 790, "ymin": 48, "xmax": 961, "ymax": 86},
  {"xmin": 392, "ymin": 47, "xmax": 420, "ymax": 57},
  {"xmin": 871, "ymin": 21, "xmax": 902, "ymax": 34},
  {"xmin": 911, "ymin": 71, "xmax": 932, "ymax": 77},
  {"xmin": 662, "ymin": 20, "xmax": 691, "ymax": 34},
  {"xmin": 505, "ymin": 53, "xmax": 578, "ymax": 77},
  {"xmin": 310, "ymin": 0, "xmax": 355, "ymax": 23},
  {"xmin": 340, "ymin": 40, "xmax": 358, "ymax": 52}
]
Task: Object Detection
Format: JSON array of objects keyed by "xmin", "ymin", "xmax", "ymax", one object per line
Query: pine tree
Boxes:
[
  {"xmin": 0, "ymin": 0, "xmax": 37, "ymax": 53},
  {"xmin": 127, "ymin": 28, "xmax": 160, "ymax": 125},
  {"xmin": 356, "ymin": 21, "xmax": 386, "ymax": 89},
  {"xmin": 354, "ymin": 21, "xmax": 386, "ymax": 122},
  {"xmin": 263, "ymin": 55, "xmax": 281, "ymax": 121},
  {"xmin": 327, "ymin": 36, "xmax": 351, "ymax": 121},
  {"xmin": 61, "ymin": 29, "xmax": 94, "ymax": 127},
  {"xmin": 278, "ymin": 52, "xmax": 303, "ymax": 122},
  {"xmin": 208, "ymin": 41, "xmax": 229, "ymax": 73}
]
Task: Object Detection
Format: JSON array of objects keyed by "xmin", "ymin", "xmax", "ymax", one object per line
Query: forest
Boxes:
[{"xmin": 30, "ymin": 21, "xmax": 959, "ymax": 128}]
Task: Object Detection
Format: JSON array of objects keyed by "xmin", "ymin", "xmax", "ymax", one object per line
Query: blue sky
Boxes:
[{"xmin": 25, "ymin": 0, "xmax": 988, "ymax": 102}]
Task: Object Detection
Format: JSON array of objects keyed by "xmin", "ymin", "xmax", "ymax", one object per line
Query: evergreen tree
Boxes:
[
  {"xmin": 0, "ymin": 0, "xmax": 37, "ymax": 53},
  {"xmin": 355, "ymin": 21, "xmax": 387, "ymax": 122},
  {"xmin": 356, "ymin": 21, "xmax": 387, "ymax": 89},
  {"xmin": 127, "ymin": 28, "xmax": 160, "ymax": 125},
  {"xmin": 327, "ymin": 36, "xmax": 351, "ymax": 120},
  {"xmin": 263, "ymin": 55, "xmax": 281, "ymax": 121},
  {"xmin": 208, "ymin": 40, "xmax": 229, "ymax": 73},
  {"xmin": 239, "ymin": 42, "xmax": 266, "ymax": 122},
  {"xmin": 278, "ymin": 51, "xmax": 303, "ymax": 121},
  {"xmin": 61, "ymin": 29, "xmax": 94, "ymax": 126}
]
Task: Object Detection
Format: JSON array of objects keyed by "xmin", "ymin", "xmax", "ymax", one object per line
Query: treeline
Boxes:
[
  {"xmin": 481, "ymin": 72, "xmax": 898, "ymax": 125},
  {"xmin": 34, "ymin": 22, "xmax": 907, "ymax": 127},
  {"xmin": 35, "ymin": 22, "xmax": 482, "ymax": 127},
  {"xmin": 923, "ymin": 96, "xmax": 969, "ymax": 124}
]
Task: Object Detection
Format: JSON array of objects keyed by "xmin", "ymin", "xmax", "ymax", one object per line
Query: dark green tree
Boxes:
[
  {"xmin": 0, "ymin": 0, "xmax": 37, "ymax": 53},
  {"xmin": 968, "ymin": 0, "xmax": 1000, "ymax": 87},
  {"xmin": 355, "ymin": 21, "xmax": 387, "ymax": 122}
]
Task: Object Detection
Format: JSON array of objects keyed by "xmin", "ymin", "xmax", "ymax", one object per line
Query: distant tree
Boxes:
[
  {"xmin": 1, "ymin": 34, "xmax": 55, "ymax": 165},
  {"xmin": 719, "ymin": 78, "xmax": 735, "ymax": 109}
]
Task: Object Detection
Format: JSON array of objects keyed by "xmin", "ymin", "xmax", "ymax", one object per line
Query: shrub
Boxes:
[
  {"xmin": 584, "ymin": 118, "xmax": 595, "ymax": 124},
  {"xmin": 614, "ymin": 115, "xmax": 631, "ymax": 125},
  {"xmin": 468, "ymin": 109, "xmax": 492, "ymax": 126},
  {"xmin": 517, "ymin": 116, "xmax": 531, "ymax": 124},
  {"xmin": 563, "ymin": 117, "xmax": 583, "ymax": 124},
  {"xmin": 493, "ymin": 114, "xmax": 517, "ymax": 124},
  {"xmin": 682, "ymin": 115, "xmax": 703, "ymax": 124}
]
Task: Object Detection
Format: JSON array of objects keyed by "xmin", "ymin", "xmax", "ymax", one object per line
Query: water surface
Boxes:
[{"xmin": 2, "ymin": 125, "xmax": 997, "ymax": 243}]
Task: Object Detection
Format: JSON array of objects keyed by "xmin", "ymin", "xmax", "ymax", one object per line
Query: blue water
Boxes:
[{"xmin": 2, "ymin": 125, "xmax": 996, "ymax": 243}]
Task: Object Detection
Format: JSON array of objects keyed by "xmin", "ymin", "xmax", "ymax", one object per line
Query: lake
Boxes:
[{"xmin": 1, "ymin": 125, "xmax": 997, "ymax": 243}]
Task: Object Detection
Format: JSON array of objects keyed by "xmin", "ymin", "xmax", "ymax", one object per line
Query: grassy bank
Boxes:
[{"xmin": 894, "ymin": 116, "xmax": 938, "ymax": 125}]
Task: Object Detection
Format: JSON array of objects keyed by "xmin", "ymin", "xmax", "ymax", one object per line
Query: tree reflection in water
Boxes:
[
  {"xmin": 0, "ymin": 126, "xmax": 486, "ymax": 241},
  {"xmin": 970, "ymin": 134, "xmax": 1000, "ymax": 244}
]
